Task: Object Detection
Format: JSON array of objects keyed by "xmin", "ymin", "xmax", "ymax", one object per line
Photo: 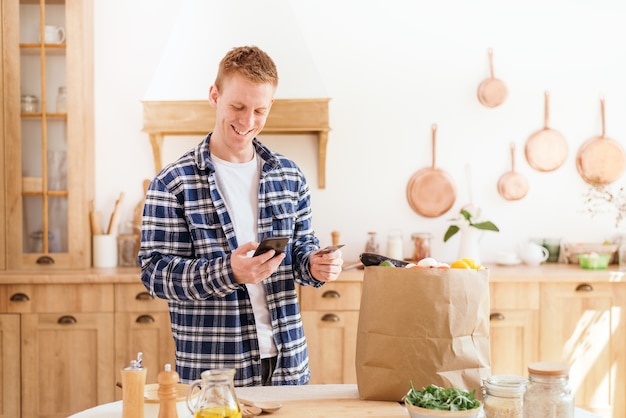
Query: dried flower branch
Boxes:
[{"xmin": 583, "ymin": 185, "xmax": 626, "ymax": 228}]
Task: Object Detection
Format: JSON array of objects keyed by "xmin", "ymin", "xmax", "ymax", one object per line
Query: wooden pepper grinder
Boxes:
[
  {"xmin": 121, "ymin": 352, "xmax": 147, "ymax": 418},
  {"xmin": 157, "ymin": 363, "xmax": 180, "ymax": 418},
  {"xmin": 331, "ymin": 230, "xmax": 340, "ymax": 246}
]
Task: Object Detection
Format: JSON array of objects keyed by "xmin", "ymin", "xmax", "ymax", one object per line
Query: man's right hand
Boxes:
[{"xmin": 230, "ymin": 241, "xmax": 286, "ymax": 285}]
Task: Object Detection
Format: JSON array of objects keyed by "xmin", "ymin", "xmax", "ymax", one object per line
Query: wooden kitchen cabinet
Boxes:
[
  {"xmin": 300, "ymin": 271, "xmax": 362, "ymax": 384},
  {"xmin": 1, "ymin": 283, "xmax": 115, "ymax": 417},
  {"xmin": 0, "ymin": 314, "xmax": 20, "ymax": 418},
  {"xmin": 1, "ymin": 0, "xmax": 94, "ymax": 270},
  {"xmin": 488, "ymin": 282, "xmax": 540, "ymax": 377},
  {"xmin": 539, "ymin": 282, "xmax": 624, "ymax": 418},
  {"xmin": 114, "ymin": 283, "xmax": 176, "ymax": 398}
]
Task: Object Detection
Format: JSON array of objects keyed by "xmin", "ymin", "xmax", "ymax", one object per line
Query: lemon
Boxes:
[
  {"xmin": 461, "ymin": 258, "xmax": 476, "ymax": 269},
  {"xmin": 450, "ymin": 259, "xmax": 471, "ymax": 269}
]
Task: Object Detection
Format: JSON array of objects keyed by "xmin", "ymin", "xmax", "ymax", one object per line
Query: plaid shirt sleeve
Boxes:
[{"xmin": 138, "ymin": 136, "xmax": 322, "ymax": 386}]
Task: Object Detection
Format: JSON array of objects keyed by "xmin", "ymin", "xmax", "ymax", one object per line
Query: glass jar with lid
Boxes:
[
  {"xmin": 21, "ymin": 94, "xmax": 39, "ymax": 113},
  {"xmin": 523, "ymin": 361, "xmax": 574, "ymax": 418},
  {"xmin": 365, "ymin": 231, "xmax": 379, "ymax": 254},
  {"xmin": 483, "ymin": 374, "xmax": 527, "ymax": 418},
  {"xmin": 411, "ymin": 232, "xmax": 432, "ymax": 261}
]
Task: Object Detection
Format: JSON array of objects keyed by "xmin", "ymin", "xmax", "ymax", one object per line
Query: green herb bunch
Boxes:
[{"xmin": 405, "ymin": 383, "xmax": 480, "ymax": 411}]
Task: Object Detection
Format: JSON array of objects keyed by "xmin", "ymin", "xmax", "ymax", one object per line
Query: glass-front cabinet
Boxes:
[{"xmin": 2, "ymin": 0, "xmax": 93, "ymax": 270}]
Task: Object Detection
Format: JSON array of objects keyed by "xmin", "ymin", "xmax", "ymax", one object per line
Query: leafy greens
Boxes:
[{"xmin": 405, "ymin": 383, "xmax": 480, "ymax": 411}]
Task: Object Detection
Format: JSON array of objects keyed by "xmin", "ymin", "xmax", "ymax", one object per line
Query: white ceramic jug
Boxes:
[{"xmin": 518, "ymin": 242, "xmax": 549, "ymax": 266}]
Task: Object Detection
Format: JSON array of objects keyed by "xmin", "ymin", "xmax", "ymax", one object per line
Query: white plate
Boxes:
[{"xmin": 495, "ymin": 258, "xmax": 522, "ymax": 266}]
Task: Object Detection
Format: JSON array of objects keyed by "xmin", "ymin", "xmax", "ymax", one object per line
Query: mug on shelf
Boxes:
[{"xmin": 44, "ymin": 25, "xmax": 65, "ymax": 44}]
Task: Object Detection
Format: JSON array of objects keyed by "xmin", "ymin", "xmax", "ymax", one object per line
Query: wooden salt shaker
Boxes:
[{"xmin": 158, "ymin": 363, "xmax": 180, "ymax": 418}]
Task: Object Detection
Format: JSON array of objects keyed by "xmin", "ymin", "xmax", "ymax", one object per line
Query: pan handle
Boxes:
[
  {"xmin": 543, "ymin": 91, "xmax": 551, "ymax": 129},
  {"xmin": 600, "ymin": 97, "xmax": 606, "ymax": 138},
  {"xmin": 509, "ymin": 142, "xmax": 516, "ymax": 172},
  {"xmin": 431, "ymin": 124, "xmax": 437, "ymax": 169},
  {"xmin": 487, "ymin": 48, "xmax": 497, "ymax": 78}
]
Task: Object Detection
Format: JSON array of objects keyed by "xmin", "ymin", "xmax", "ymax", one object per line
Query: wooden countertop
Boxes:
[{"xmin": 1, "ymin": 263, "xmax": 625, "ymax": 284}]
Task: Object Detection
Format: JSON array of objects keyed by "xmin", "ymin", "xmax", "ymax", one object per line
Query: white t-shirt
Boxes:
[{"xmin": 212, "ymin": 154, "xmax": 278, "ymax": 359}]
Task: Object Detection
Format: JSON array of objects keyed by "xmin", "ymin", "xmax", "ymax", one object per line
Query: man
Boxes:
[{"xmin": 139, "ymin": 45, "xmax": 343, "ymax": 386}]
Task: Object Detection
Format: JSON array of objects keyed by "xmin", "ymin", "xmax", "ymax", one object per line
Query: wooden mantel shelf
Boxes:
[{"xmin": 142, "ymin": 98, "xmax": 331, "ymax": 188}]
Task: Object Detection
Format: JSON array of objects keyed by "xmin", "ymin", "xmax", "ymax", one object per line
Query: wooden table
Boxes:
[{"xmin": 68, "ymin": 383, "xmax": 600, "ymax": 418}]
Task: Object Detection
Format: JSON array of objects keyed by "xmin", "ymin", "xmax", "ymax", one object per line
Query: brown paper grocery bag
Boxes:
[{"xmin": 355, "ymin": 266, "xmax": 491, "ymax": 401}]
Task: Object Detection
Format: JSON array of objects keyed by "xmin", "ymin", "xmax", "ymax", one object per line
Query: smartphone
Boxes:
[{"xmin": 253, "ymin": 236, "xmax": 289, "ymax": 257}]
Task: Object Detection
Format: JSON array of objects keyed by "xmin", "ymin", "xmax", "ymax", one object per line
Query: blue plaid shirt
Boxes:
[{"xmin": 139, "ymin": 133, "xmax": 323, "ymax": 386}]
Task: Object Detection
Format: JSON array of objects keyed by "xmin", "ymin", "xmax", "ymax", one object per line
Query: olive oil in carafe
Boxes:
[{"xmin": 194, "ymin": 406, "xmax": 242, "ymax": 418}]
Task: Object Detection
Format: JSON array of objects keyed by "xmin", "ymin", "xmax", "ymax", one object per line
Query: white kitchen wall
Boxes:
[{"xmin": 93, "ymin": 0, "xmax": 626, "ymax": 264}]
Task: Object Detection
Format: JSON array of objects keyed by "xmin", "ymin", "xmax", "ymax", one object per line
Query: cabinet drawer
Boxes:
[
  {"xmin": 0, "ymin": 284, "xmax": 114, "ymax": 313},
  {"xmin": 490, "ymin": 282, "xmax": 540, "ymax": 310},
  {"xmin": 300, "ymin": 282, "xmax": 362, "ymax": 311},
  {"xmin": 115, "ymin": 283, "xmax": 169, "ymax": 312}
]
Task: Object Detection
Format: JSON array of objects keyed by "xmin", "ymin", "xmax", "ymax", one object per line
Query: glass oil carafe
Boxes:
[{"xmin": 186, "ymin": 368, "xmax": 242, "ymax": 418}]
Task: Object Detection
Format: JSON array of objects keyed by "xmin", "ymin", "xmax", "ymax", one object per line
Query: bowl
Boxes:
[
  {"xmin": 562, "ymin": 242, "xmax": 617, "ymax": 264},
  {"xmin": 405, "ymin": 402, "xmax": 482, "ymax": 418},
  {"xmin": 578, "ymin": 253, "xmax": 611, "ymax": 270}
]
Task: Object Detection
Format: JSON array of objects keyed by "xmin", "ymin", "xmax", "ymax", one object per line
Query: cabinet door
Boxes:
[
  {"xmin": 2, "ymin": 0, "xmax": 93, "ymax": 269},
  {"xmin": 21, "ymin": 312, "xmax": 115, "ymax": 417},
  {"xmin": 114, "ymin": 311, "xmax": 176, "ymax": 397},
  {"xmin": 301, "ymin": 311, "xmax": 358, "ymax": 384},
  {"xmin": 540, "ymin": 282, "xmax": 615, "ymax": 417},
  {"xmin": 0, "ymin": 315, "xmax": 20, "ymax": 418},
  {"xmin": 489, "ymin": 309, "xmax": 538, "ymax": 376}
]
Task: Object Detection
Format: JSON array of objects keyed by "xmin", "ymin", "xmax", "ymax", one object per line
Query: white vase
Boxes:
[{"xmin": 458, "ymin": 227, "xmax": 483, "ymax": 265}]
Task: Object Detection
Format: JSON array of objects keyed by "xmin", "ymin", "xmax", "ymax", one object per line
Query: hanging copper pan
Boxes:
[
  {"xmin": 477, "ymin": 48, "xmax": 508, "ymax": 108},
  {"xmin": 407, "ymin": 124, "xmax": 456, "ymax": 218},
  {"xmin": 498, "ymin": 142, "xmax": 528, "ymax": 201},
  {"xmin": 576, "ymin": 98, "xmax": 626, "ymax": 185},
  {"xmin": 525, "ymin": 91, "xmax": 568, "ymax": 172}
]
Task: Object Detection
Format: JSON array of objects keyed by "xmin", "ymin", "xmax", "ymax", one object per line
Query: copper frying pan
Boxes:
[
  {"xmin": 477, "ymin": 48, "xmax": 508, "ymax": 108},
  {"xmin": 576, "ymin": 98, "xmax": 626, "ymax": 185},
  {"xmin": 406, "ymin": 124, "xmax": 456, "ymax": 218},
  {"xmin": 498, "ymin": 142, "xmax": 528, "ymax": 201},
  {"xmin": 525, "ymin": 91, "xmax": 568, "ymax": 172}
]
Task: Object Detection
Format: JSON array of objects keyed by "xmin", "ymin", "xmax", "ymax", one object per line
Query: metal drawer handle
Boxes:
[
  {"xmin": 57, "ymin": 315, "xmax": 77, "ymax": 325},
  {"xmin": 322, "ymin": 290, "xmax": 341, "ymax": 299},
  {"xmin": 490, "ymin": 312, "xmax": 505, "ymax": 321},
  {"xmin": 10, "ymin": 293, "xmax": 30, "ymax": 302},
  {"xmin": 575, "ymin": 283, "xmax": 593, "ymax": 292},
  {"xmin": 136, "ymin": 314, "xmax": 155, "ymax": 324},
  {"xmin": 36, "ymin": 256, "xmax": 55, "ymax": 265},
  {"xmin": 321, "ymin": 313, "xmax": 340, "ymax": 322},
  {"xmin": 135, "ymin": 292, "xmax": 154, "ymax": 301}
]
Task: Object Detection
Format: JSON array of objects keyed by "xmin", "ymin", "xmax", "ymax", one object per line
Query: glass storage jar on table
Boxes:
[
  {"xmin": 523, "ymin": 361, "xmax": 574, "ymax": 418},
  {"xmin": 483, "ymin": 374, "xmax": 527, "ymax": 418}
]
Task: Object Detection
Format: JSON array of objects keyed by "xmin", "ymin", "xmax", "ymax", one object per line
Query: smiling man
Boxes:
[{"xmin": 138, "ymin": 45, "xmax": 343, "ymax": 386}]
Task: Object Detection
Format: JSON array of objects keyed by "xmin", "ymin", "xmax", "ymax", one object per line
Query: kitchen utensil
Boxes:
[
  {"xmin": 406, "ymin": 124, "xmax": 456, "ymax": 217},
  {"xmin": 477, "ymin": 48, "xmax": 507, "ymax": 108},
  {"xmin": 107, "ymin": 192, "xmax": 125, "ymax": 235},
  {"xmin": 241, "ymin": 404, "xmax": 262, "ymax": 417},
  {"xmin": 525, "ymin": 91, "xmax": 568, "ymax": 172},
  {"xmin": 497, "ymin": 142, "xmax": 528, "ymax": 201},
  {"xmin": 89, "ymin": 200, "xmax": 104, "ymax": 235},
  {"xmin": 576, "ymin": 97, "xmax": 626, "ymax": 185},
  {"xmin": 238, "ymin": 397, "xmax": 283, "ymax": 414}
]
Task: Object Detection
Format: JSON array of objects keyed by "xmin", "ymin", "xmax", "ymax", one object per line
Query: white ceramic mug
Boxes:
[
  {"xmin": 93, "ymin": 234, "xmax": 118, "ymax": 268},
  {"xmin": 44, "ymin": 25, "xmax": 66, "ymax": 44}
]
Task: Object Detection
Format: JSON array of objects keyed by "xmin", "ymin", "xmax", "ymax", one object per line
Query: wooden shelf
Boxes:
[{"xmin": 142, "ymin": 98, "xmax": 331, "ymax": 188}]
